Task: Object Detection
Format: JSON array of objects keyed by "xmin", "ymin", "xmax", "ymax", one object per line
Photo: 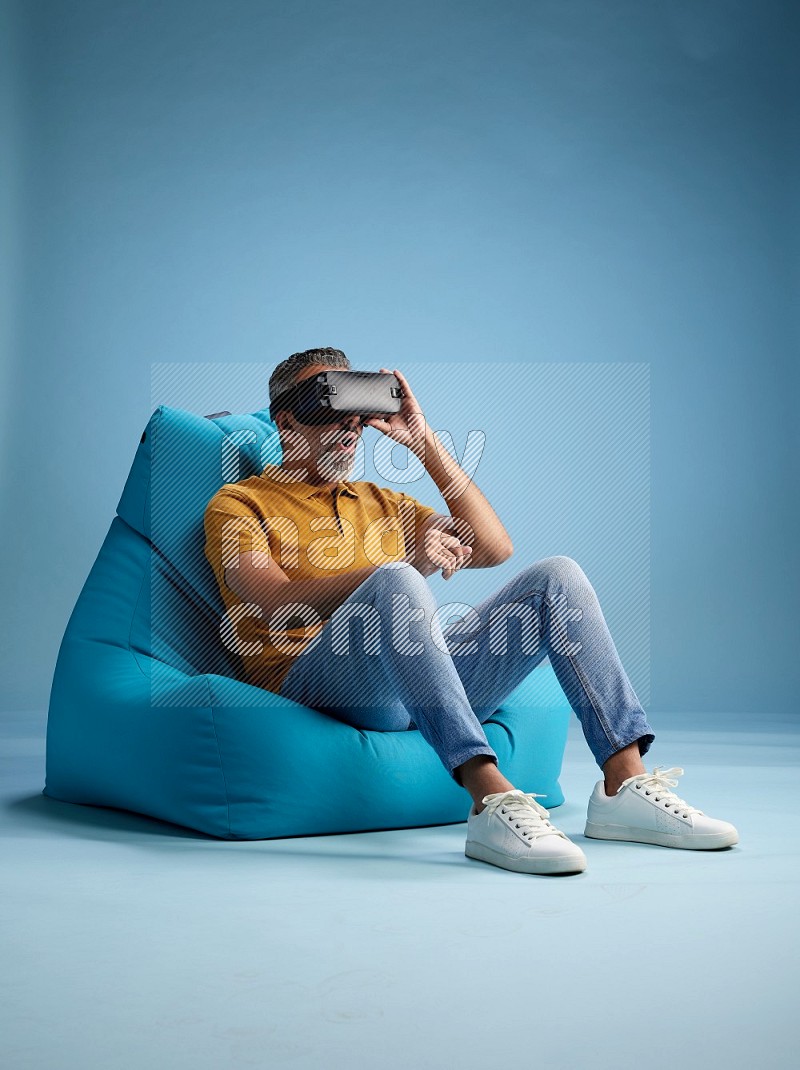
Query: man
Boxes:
[{"xmin": 204, "ymin": 347, "xmax": 739, "ymax": 876}]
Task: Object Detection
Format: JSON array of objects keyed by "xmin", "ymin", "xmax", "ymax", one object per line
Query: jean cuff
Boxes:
[{"xmin": 596, "ymin": 730, "xmax": 656, "ymax": 770}]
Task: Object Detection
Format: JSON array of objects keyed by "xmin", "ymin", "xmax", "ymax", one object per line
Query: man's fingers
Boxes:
[
  {"xmin": 438, "ymin": 532, "xmax": 471, "ymax": 551},
  {"xmin": 439, "ymin": 537, "xmax": 472, "ymax": 563},
  {"xmin": 421, "ymin": 529, "xmax": 473, "ymax": 579},
  {"xmin": 439, "ymin": 546, "xmax": 472, "ymax": 579},
  {"xmin": 431, "ymin": 546, "xmax": 459, "ymax": 568},
  {"xmin": 363, "ymin": 416, "xmax": 387, "ymax": 431},
  {"xmin": 443, "ymin": 544, "xmax": 473, "ymax": 579}
]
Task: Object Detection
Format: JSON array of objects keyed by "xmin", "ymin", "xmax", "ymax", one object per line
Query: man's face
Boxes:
[{"xmin": 276, "ymin": 364, "xmax": 362, "ymax": 482}]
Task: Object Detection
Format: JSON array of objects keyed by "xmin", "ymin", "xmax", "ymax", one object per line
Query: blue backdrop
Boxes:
[{"xmin": 1, "ymin": 0, "xmax": 796, "ymax": 716}]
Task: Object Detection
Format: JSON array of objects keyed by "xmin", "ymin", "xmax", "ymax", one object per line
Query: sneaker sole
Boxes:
[
  {"xmin": 465, "ymin": 839, "xmax": 587, "ymax": 875},
  {"xmin": 584, "ymin": 820, "xmax": 739, "ymax": 850}
]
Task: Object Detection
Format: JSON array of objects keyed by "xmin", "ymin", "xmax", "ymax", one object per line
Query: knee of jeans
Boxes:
[
  {"xmin": 372, "ymin": 560, "xmax": 438, "ymax": 619},
  {"xmin": 540, "ymin": 555, "xmax": 591, "ymax": 589},
  {"xmin": 375, "ymin": 560, "xmax": 432, "ymax": 596}
]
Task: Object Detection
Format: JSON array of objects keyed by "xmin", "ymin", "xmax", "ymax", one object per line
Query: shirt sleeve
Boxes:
[{"xmin": 203, "ymin": 489, "xmax": 272, "ymax": 597}]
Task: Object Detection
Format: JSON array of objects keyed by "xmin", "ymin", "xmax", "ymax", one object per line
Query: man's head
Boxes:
[{"xmin": 268, "ymin": 347, "xmax": 362, "ymax": 485}]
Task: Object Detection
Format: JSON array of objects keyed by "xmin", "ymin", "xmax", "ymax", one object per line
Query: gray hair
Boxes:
[{"xmin": 268, "ymin": 347, "xmax": 351, "ymax": 406}]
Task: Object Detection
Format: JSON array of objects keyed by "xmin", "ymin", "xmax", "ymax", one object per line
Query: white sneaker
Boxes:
[
  {"xmin": 585, "ymin": 766, "xmax": 739, "ymax": 850},
  {"xmin": 465, "ymin": 789, "xmax": 587, "ymax": 875}
]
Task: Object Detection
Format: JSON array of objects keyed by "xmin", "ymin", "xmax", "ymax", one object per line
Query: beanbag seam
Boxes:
[{"xmin": 204, "ymin": 674, "xmax": 232, "ymax": 838}]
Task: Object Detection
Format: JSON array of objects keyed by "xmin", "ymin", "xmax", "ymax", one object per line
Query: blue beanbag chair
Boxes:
[{"xmin": 42, "ymin": 404, "xmax": 573, "ymax": 839}]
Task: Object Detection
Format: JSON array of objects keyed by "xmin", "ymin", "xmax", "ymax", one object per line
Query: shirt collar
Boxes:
[{"xmin": 259, "ymin": 464, "xmax": 359, "ymax": 499}]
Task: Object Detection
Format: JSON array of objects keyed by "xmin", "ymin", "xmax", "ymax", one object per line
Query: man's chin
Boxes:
[{"xmin": 317, "ymin": 452, "xmax": 355, "ymax": 481}]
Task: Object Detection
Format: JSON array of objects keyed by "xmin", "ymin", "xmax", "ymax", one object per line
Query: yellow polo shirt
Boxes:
[{"xmin": 203, "ymin": 463, "xmax": 440, "ymax": 696}]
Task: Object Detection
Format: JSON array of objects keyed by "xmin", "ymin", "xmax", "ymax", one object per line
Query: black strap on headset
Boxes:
[
  {"xmin": 268, "ymin": 375, "xmax": 332, "ymax": 423},
  {"xmin": 268, "ymin": 384, "xmax": 299, "ymax": 421}
]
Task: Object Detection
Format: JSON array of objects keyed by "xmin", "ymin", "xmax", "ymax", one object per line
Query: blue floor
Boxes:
[{"xmin": 2, "ymin": 708, "xmax": 798, "ymax": 1070}]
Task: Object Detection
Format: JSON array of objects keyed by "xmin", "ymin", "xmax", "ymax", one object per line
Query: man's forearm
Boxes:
[
  {"xmin": 414, "ymin": 426, "xmax": 513, "ymax": 565},
  {"xmin": 255, "ymin": 565, "xmax": 381, "ymax": 622}
]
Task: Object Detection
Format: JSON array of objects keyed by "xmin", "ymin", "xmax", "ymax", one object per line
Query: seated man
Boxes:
[{"xmin": 204, "ymin": 346, "xmax": 738, "ymax": 875}]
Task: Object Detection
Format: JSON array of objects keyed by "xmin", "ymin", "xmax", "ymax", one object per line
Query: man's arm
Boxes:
[
  {"xmin": 225, "ymin": 552, "xmax": 382, "ymax": 622},
  {"xmin": 363, "ymin": 366, "xmax": 514, "ymax": 570},
  {"xmin": 413, "ymin": 427, "xmax": 514, "ymax": 569},
  {"xmin": 226, "ymin": 532, "xmax": 474, "ymax": 619}
]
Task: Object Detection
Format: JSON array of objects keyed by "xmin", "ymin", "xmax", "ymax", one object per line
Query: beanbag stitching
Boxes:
[
  {"xmin": 127, "ymin": 565, "xmax": 150, "ymax": 680},
  {"xmin": 145, "ymin": 405, "xmax": 163, "ymax": 534},
  {"xmin": 204, "ymin": 675, "xmax": 232, "ymax": 838}
]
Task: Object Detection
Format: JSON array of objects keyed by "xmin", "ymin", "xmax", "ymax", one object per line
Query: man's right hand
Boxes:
[{"xmin": 406, "ymin": 527, "xmax": 472, "ymax": 580}]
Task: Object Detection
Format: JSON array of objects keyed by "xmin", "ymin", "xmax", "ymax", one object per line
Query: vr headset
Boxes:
[{"xmin": 268, "ymin": 369, "xmax": 404, "ymax": 426}]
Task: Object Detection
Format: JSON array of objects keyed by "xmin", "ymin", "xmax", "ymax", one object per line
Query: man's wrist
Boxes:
[{"xmin": 411, "ymin": 424, "xmax": 437, "ymax": 465}]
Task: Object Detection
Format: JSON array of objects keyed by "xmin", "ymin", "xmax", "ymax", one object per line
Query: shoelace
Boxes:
[
  {"xmin": 480, "ymin": 789, "xmax": 569, "ymax": 842},
  {"xmin": 618, "ymin": 766, "xmax": 705, "ymax": 818}
]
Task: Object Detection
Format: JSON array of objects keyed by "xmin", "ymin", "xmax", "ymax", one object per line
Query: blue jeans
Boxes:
[{"xmin": 278, "ymin": 557, "xmax": 655, "ymax": 786}]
